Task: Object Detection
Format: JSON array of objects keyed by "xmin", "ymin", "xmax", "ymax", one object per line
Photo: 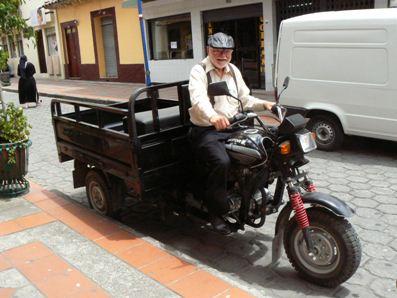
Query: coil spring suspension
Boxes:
[
  {"xmin": 304, "ymin": 179, "xmax": 316, "ymax": 192},
  {"xmin": 289, "ymin": 191, "xmax": 309, "ymax": 229}
]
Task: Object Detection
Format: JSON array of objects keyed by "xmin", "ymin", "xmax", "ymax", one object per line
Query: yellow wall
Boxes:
[
  {"xmin": 93, "ymin": 17, "xmax": 105, "ymax": 77},
  {"xmin": 56, "ymin": 0, "xmax": 144, "ymax": 65}
]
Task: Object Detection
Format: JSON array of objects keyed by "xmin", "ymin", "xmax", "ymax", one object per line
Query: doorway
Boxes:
[
  {"xmin": 91, "ymin": 7, "xmax": 120, "ymax": 80},
  {"xmin": 63, "ymin": 23, "xmax": 81, "ymax": 78},
  {"xmin": 101, "ymin": 17, "xmax": 118, "ymax": 78},
  {"xmin": 203, "ymin": 4, "xmax": 264, "ymax": 89},
  {"xmin": 36, "ymin": 30, "xmax": 47, "ymax": 73}
]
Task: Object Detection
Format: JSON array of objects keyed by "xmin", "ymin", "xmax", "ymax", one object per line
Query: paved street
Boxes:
[{"xmin": 2, "ymin": 88, "xmax": 397, "ymax": 297}]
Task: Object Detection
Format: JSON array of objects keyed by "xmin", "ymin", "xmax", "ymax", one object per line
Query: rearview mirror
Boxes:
[
  {"xmin": 208, "ymin": 81, "xmax": 231, "ymax": 97},
  {"xmin": 283, "ymin": 76, "xmax": 290, "ymax": 88}
]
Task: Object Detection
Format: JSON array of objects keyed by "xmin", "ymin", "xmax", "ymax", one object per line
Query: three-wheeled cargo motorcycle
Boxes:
[{"xmin": 51, "ymin": 77, "xmax": 361, "ymax": 287}]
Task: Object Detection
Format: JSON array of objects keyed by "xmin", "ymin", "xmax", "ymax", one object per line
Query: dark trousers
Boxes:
[{"xmin": 190, "ymin": 126, "xmax": 232, "ymax": 216}]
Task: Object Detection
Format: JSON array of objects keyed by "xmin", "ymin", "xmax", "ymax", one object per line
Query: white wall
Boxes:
[
  {"xmin": 19, "ymin": 0, "xmax": 61, "ymax": 78},
  {"xmin": 19, "ymin": 0, "xmax": 44, "ymax": 75},
  {"xmin": 143, "ymin": 0, "xmax": 275, "ymax": 90},
  {"xmin": 374, "ymin": 0, "xmax": 388, "ymax": 8}
]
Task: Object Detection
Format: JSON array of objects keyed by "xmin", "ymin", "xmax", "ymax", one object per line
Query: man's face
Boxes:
[{"xmin": 208, "ymin": 47, "xmax": 233, "ymax": 69}]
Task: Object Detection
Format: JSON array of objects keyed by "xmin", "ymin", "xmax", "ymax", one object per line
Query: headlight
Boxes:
[{"xmin": 297, "ymin": 132, "xmax": 317, "ymax": 153}]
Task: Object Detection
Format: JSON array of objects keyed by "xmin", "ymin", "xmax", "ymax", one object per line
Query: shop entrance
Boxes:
[{"xmin": 203, "ymin": 4, "xmax": 264, "ymax": 89}]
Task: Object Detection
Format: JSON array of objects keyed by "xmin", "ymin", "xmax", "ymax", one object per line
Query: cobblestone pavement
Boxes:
[{"xmin": 3, "ymin": 91, "xmax": 397, "ymax": 297}]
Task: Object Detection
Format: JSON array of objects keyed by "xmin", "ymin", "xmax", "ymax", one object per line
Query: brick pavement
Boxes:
[
  {"xmin": 2, "ymin": 86, "xmax": 397, "ymax": 297},
  {"xmin": 0, "ymin": 182, "xmax": 253, "ymax": 297}
]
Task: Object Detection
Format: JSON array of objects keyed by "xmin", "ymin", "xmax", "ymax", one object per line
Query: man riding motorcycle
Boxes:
[{"xmin": 188, "ymin": 32, "xmax": 275, "ymax": 234}]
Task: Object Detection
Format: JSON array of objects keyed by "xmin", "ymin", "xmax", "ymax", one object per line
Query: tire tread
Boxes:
[{"xmin": 284, "ymin": 208, "xmax": 361, "ymax": 287}]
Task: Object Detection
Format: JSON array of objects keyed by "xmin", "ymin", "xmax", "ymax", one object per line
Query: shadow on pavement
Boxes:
[
  {"xmin": 311, "ymin": 135, "xmax": 397, "ymax": 167},
  {"xmin": 118, "ymin": 203, "xmax": 340, "ymax": 297}
]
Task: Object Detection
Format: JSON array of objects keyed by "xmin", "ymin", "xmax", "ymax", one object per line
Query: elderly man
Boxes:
[{"xmin": 188, "ymin": 32, "xmax": 274, "ymax": 234}]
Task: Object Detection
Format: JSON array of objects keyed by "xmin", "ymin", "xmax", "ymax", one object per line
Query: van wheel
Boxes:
[
  {"xmin": 85, "ymin": 170, "xmax": 118, "ymax": 217},
  {"xmin": 308, "ymin": 115, "xmax": 343, "ymax": 151}
]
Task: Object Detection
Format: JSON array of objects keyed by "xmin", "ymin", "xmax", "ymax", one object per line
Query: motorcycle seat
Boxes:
[{"xmin": 135, "ymin": 106, "xmax": 181, "ymax": 135}]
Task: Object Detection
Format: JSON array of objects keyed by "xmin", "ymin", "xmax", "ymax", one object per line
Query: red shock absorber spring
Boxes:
[
  {"xmin": 306, "ymin": 183, "xmax": 316, "ymax": 192},
  {"xmin": 304, "ymin": 179, "xmax": 316, "ymax": 192},
  {"xmin": 289, "ymin": 192, "xmax": 310, "ymax": 229}
]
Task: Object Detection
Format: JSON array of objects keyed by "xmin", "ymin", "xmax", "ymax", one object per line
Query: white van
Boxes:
[{"xmin": 275, "ymin": 9, "xmax": 397, "ymax": 150}]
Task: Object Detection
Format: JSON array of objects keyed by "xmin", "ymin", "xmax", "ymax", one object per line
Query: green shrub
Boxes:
[
  {"xmin": 0, "ymin": 50, "xmax": 9, "ymax": 72},
  {"xmin": 0, "ymin": 102, "xmax": 31, "ymax": 163}
]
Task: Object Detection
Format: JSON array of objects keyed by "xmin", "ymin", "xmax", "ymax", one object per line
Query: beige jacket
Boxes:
[{"xmin": 188, "ymin": 57, "xmax": 268, "ymax": 127}]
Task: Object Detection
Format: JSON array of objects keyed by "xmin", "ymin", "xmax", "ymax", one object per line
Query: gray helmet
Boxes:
[{"xmin": 207, "ymin": 32, "xmax": 234, "ymax": 49}]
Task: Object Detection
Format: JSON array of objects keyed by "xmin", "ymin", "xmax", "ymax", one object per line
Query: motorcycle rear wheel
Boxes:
[{"xmin": 284, "ymin": 207, "xmax": 361, "ymax": 287}]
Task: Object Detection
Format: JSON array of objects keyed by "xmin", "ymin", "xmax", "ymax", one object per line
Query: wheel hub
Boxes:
[
  {"xmin": 315, "ymin": 123, "xmax": 334, "ymax": 144},
  {"xmin": 90, "ymin": 182, "xmax": 106, "ymax": 211},
  {"xmin": 294, "ymin": 227, "xmax": 340, "ymax": 274}
]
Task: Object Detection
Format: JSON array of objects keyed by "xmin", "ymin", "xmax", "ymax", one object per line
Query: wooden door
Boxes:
[
  {"xmin": 64, "ymin": 25, "xmax": 80, "ymax": 78},
  {"xmin": 36, "ymin": 30, "xmax": 47, "ymax": 73}
]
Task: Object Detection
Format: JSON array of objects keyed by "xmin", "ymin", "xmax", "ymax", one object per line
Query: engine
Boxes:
[{"xmin": 225, "ymin": 129, "xmax": 269, "ymax": 166}]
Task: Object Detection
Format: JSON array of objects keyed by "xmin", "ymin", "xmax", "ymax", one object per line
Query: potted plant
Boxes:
[
  {"xmin": 0, "ymin": 1, "xmax": 35, "ymax": 197},
  {"xmin": 0, "ymin": 101, "xmax": 32, "ymax": 197},
  {"xmin": 0, "ymin": 50, "xmax": 11, "ymax": 86}
]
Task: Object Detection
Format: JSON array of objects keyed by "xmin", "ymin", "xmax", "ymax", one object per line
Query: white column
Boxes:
[
  {"xmin": 154, "ymin": 24, "xmax": 168, "ymax": 59},
  {"xmin": 374, "ymin": 0, "xmax": 388, "ymax": 8},
  {"xmin": 53, "ymin": 9, "xmax": 65, "ymax": 79},
  {"xmin": 41, "ymin": 29, "xmax": 50, "ymax": 77},
  {"xmin": 263, "ymin": 0, "xmax": 275, "ymax": 91},
  {"xmin": 191, "ymin": 9, "xmax": 205, "ymax": 63}
]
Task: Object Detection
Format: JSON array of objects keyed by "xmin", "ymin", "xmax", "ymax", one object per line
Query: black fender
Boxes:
[{"xmin": 271, "ymin": 192, "xmax": 354, "ymax": 265}]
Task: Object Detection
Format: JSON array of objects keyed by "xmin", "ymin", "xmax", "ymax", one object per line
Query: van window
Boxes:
[{"xmin": 291, "ymin": 47, "xmax": 388, "ymax": 85}]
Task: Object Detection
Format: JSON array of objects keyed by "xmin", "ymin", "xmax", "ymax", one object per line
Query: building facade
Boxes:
[
  {"xmin": 0, "ymin": 0, "xmax": 61, "ymax": 79},
  {"xmin": 20, "ymin": 0, "xmax": 62, "ymax": 79},
  {"xmin": 44, "ymin": 0, "xmax": 145, "ymax": 83},
  {"xmin": 142, "ymin": 0, "xmax": 389, "ymax": 90}
]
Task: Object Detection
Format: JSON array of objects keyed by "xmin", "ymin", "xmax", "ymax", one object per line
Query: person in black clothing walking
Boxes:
[{"xmin": 18, "ymin": 55, "xmax": 39, "ymax": 108}]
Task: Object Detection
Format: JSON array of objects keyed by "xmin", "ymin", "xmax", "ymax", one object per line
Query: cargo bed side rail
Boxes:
[
  {"xmin": 51, "ymin": 98, "xmax": 129, "ymax": 127},
  {"xmin": 127, "ymin": 80, "xmax": 189, "ymax": 138}
]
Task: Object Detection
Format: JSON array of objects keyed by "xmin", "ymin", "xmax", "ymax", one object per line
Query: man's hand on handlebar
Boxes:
[
  {"xmin": 210, "ymin": 115, "xmax": 230, "ymax": 131},
  {"xmin": 263, "ymin": 101, "xmax": 275, "ymax": 111}
]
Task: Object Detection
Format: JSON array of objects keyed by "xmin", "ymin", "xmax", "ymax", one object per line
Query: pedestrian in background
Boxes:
[{"xmin": 18, "ymin": 55, "xmax": 39, "ymax": 108}]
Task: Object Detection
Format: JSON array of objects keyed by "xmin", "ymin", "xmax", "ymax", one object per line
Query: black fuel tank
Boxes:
[{"xmin": 225, "ymin": 129, "xmax": 268, "ymax": 166}]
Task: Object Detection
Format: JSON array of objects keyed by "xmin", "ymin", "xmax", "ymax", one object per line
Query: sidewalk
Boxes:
[
  {"xmin": 3, "ymin": 77, "xmax": 274, "ymax": 103},
  {"xmin": 3, "ymin": 78, "xmax": 146, "ymax": 103},
  {"xmin": 0, "ymin": 182, "xmax": 253, "ymax": 297}
]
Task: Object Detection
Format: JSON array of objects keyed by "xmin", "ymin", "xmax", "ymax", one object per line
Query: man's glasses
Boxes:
[{"xmin": 211, "ymin": 48, "xmax": 233, "ymax": 55}]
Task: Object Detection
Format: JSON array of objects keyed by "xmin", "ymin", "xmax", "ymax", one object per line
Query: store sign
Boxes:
[{"xmin": 30, "ymin": 7, "xmax": 47, "ymax": 27}]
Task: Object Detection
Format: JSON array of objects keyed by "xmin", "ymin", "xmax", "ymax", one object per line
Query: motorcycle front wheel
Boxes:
[{"xmin": 284, "ymin": 207, "xmax": 361, "ymax": 288}]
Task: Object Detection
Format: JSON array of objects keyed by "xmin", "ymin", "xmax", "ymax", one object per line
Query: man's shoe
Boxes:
[{"xmin": 210, "ymin": 216, "xmax": 232, "ymax": 235}]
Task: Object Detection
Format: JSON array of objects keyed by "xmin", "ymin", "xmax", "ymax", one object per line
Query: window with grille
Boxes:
[{"xmin": 276, "ymin": 0, "xmax": 375, "ymax": 31}]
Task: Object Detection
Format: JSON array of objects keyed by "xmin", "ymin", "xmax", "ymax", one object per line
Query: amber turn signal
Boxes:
[{"xmin": 280, "ymin": 141, "xmax": 291, "ymax": 155}]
